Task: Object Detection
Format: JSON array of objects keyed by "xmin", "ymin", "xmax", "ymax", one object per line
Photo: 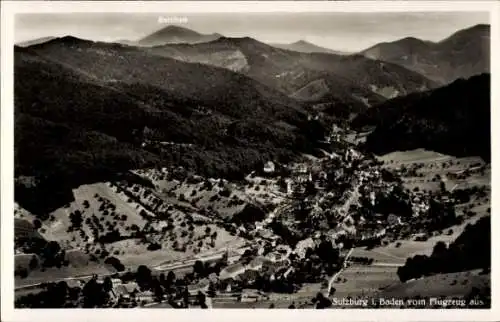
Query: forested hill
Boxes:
[
  {"xmin": 14, "ymin": 40, "xmax": 326, "ymax": 214},
  {"xmin": 353, "ymin": 73, "xmax": 490, "ymax": 162}
]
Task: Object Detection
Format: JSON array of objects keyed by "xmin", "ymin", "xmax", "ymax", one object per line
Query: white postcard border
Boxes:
[{"xmin": 2, "ymin": 1, "xmax": 499, "ymax": 321}]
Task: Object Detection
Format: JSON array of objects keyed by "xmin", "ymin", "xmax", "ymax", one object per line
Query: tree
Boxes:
[
  {"xmin": 197, "ymin": 291, "xmax": 207, "ymax": 308},
  {"xmin": 18, "ymin": 267, "xmax": 29, "ymax": 279},
  {"xmin": 316, "ymin": 239, "xmax": 339, "ymax": 265},
  {"xmin": 33, "ymin": 219, "xmax": 42, "ymax": 230},
  {"xmin": 147, "ymin": 243, "xmax": 162, "ymax": 251},
  {"xmin": 166, "ymin": 271, "xmax": 176, "ymax": 287},
  {"xmin": 431, "ymin": 241, "xmax": 448, "ymax": 258},
  {"xmin": 136, "ymin": 265, "xmax": 152, "ymax": 289},
  {"xmin": 193, "ymin": 260, "xmax": 205, "ymax": 276},
  {"xmin": 82, "ymin": 277, "xmax": 107, "ymax": 308},
  {"xmin": 305, "ymin": 181, "xmax": 317, "ymax": 196},
  {"xmin": 207, "ymin": 282, "xmax": 216, "ymax": 297},
  {"xmin": 103, "ymin": 276, "xmax": 113, "ymax": 293},
  {"xmin": 104, "ymin": 256, "xmax": 125, "ymax": 272},
  {"xmin": 314, "ymin": 292, "xmax": 332, "ymax": 309},
  {"xmin": 29, "ymin": 255, "xmax": 39, "ymax": 270},
  {"xmin": 154, "ymin": 282, "xmax": 164, "ymax": 303}
]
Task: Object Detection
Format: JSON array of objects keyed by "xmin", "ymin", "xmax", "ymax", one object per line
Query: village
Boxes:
[{"xmin": 14, "ymin": 121, "xmax": 490, "ymax": 309}]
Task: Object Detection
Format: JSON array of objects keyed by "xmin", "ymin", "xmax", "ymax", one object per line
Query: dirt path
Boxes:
[{"xmin": 325, "ymin": 248, "xmax": 353, "ymax": 297}]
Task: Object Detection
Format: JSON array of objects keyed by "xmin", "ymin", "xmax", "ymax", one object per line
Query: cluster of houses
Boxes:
[
  {"xmin": 109, "ymin": 280, "xmax": 156, "ymax": 303},
  {"xmin": 64, "ymin": 277, "xmax": 157, "ymax": 306},
  {"xmin": 344, "ymin": 148, "xmax": 361, "ymax": 163},
  {"xmin": 411, "ymin": 193, "xmax": 431, "ymax": 217},
  {"xmin": 271, "ymin": 162, "xmax": 330, "ymax": 197},
  {"xmin": 218, "ymin": 243, "xmax": 292, "ymax": 282}
]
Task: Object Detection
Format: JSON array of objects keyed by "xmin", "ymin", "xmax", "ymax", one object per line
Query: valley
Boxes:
[{"xmin": 12, "ymin": 19, "xmax": 491, "ymax": 310}]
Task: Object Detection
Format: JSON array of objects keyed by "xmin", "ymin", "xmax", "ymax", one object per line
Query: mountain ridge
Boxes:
[
  {"xmin": 146, "ymin": 35, "xmax": 437, "ymax": 109},
  {"xmin": 270, "ymin": 40, "xmax": 350, "ymax": 55},
  {"xmin": 360, "ymin": 24, "xmax": 490, "ymax": 84},
  {"xmin": 15, "ymin": 41, "xmax": 330, "ymax": 213}
]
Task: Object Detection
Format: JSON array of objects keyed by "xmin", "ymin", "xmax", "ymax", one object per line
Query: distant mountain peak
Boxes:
[
  {"xmin": 269, "ymin": 39, "xmax": 348, "ymax": 55},
  {"xmin": 154, "ymin": 25, "xmax": 202, "ymax": 36},
  {"xmin": 214, "ymin": 36, "xmax": 263, "ymax": 46},
  {"xmin": 58, "ymin": 35, "xmax": 87, "ymax": 42},
  {"xmin": 139, "ymin": 25, "xmax": 221, "ymax": 46},
  {"xmin": 397, "ymin": 36, "xmax": 427, "ymax": 43},
  {"xmin": 293, "ymin": 40, "xmax": 311, "ymax": 45},
  {"xmin": 35, "ymin": 35, "xmax": 93, "ymax": 48}
]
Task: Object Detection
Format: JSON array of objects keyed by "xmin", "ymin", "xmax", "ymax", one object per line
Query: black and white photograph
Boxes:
[{"xmin": 1, "ymin": 1, "xmax": 498, "ymax": 320}]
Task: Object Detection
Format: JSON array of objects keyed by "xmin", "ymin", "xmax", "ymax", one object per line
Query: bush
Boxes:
[
  {"xmin": 219, "ymin": 189, "xmax": 231, "ymax": 198},
  {"xmin": 33, "ymin": 219, "xmax": 42, "ymax": 230},
  {"xmin": 104, "ymin": 256, "xmax": 125, "ymax": 271},
  {"xmin": 29, "ymin": 255, "xmax": 39, "ymax": 270},
  {"xmin": 147, "ymin": 243, "xmax": 162, "ymax": 251},
  {"xmin": 18, "ymin": 268, "xmax": 29, "ymax": 279}
]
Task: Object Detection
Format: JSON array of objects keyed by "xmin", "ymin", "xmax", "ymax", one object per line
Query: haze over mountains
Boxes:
[{"xmin": 360, "ymin": 24, "xmax": 490, "ymax": 84}]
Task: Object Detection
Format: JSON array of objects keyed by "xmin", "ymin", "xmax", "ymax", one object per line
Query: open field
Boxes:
[
  {"xmin": 350, "ymin": 248, "xmax": 406, "ymax": 265},
  {"xmin": 212, "ymin": 300, "xmax": 315, "ymax": 309},
  {"xmin": 378, "ymin": 149, "xmax": 489, "ymax": 192},
  {"xmin": 329, "ymin": 264, "xmax": 400, "ymax": 301},
  {"xmin": 377, "ymin": 269, "xmax": 490, "ymax": 301},
  {"xmin": 14, "ymin": 247, "xmax": 116, "ymax": 288},
  {"xmin": 14, "ymin": 180, "xmax": 246, "ymax": 286},
  {"xmin": 30, "ymin": 182, "xmax": 153, "ymax": 247},
  {"xmin": 212, "ymin": 297, "xmax": 315, "ymax": 309},
  {"xmin": 15, "ymin": 259, "xmax": 112, "ymax": 288}
]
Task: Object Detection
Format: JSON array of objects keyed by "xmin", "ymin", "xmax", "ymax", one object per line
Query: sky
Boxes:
[{"xmin": 15, "ymin": 12, "xmax": 489, "ymax": 52}]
